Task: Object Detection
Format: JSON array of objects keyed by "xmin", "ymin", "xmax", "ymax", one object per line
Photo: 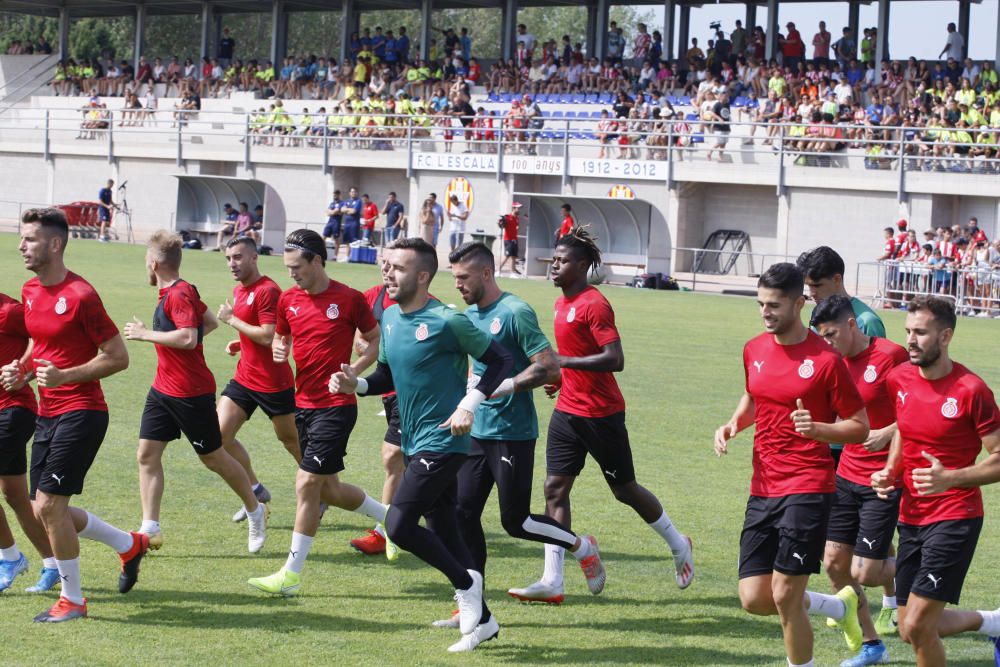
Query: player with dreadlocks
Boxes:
[{"xmin": 508, "ymin": 227, "xmax": 696, "ymax": 603}]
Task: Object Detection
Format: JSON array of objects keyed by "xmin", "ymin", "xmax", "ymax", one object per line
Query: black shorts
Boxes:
[
  {"xmin": 382, "ymin": 395, "xmax": 401, "ymax": 447},
  {"xmin": 739, "ymin": 493, "xmax": 834, "ymax": 579},
  {"xmin": 0, "ymin": 406, "xmax": 36, "ymax": 476},
  {"xmin": 546, "ymin": 409, "xmax": 636, "ymax": 485},
  {"xmin": 323, "ymin": 218, "xmax": 342, "ymax": 239},
  {"xmin": 830, "ymin": 444, "xmax": 843, "ymax": 468},
  {"xmin": 896, "ymin": 518, "xmax": 982, "ymax": 606},
  {"xmin": 296, "ymin": 405, "xmax": 357, "ymax": 475},
  {"xmin": 827, "ymin": 475, "xmax": 900, "ymax": 559},
  {"xmin": 30, "ymin": 410, "xmax": 109, "ymax": 497},
  {"xmin": 139, "ymin": 387, "xmax": 222, "ymax": 454},
  {"xmin": 221, "ymin": 378, "xmax": 295, "ymax": 420},
  {"xmin": 504, "ymin": 239, "xmax": 518, "ymax": 258}
]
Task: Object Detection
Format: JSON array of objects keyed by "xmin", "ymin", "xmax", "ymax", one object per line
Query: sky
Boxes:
[{"xmin": 643, "ymin": 1, "xmax": 999, "ymax": 61}]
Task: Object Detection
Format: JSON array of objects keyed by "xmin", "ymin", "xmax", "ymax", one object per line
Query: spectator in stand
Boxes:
[
  {"xmin": 218, "ymin": 27, "xmax": 235, "ymax": 68},
  {"xmin": 607, "ymin": 21, "xmax": 625, "ymax": 65},
  {"xmin": 361, "ymin": 193, "xmax": 378, "ymax": 243},
  {"xmin": 780, "ymin": 22, "xmax": 806, "ymax": 71},
  {"xmin": 812, "ymin": 21, "xmax": 832, "ymax": 67},
  {"xmin": 833, "ymin": 27, "xmax": 856, "ymax": 71},
  {"xmin": 381, "ymin": 192, "xmax": 405, "ymax": 243},
  {"xmin": 516, "ymin": 24, "xmax": 536, "ymax": 62},
  {"xmin": 135, "ymin": 56, "xmax": 154, "ymax": 94},
  {"xmin": 939, "ymin": 22, "xmax": 965, "ymax": 62},
  {"xmin": 397, "ymin": 27, "xmax": 410, "ymax": 64},
  {"xmin": 632, "ymin": 23, "xmax": 652, "ymax": 69},
  {"xmin": 730, "ymin": 20, "xmax": 747, "ymax": 62}
]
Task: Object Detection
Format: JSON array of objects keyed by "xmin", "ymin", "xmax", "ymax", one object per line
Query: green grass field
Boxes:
[{"xmin": 1, "ymin": 233, "xmax": 999, "ymax": 666}]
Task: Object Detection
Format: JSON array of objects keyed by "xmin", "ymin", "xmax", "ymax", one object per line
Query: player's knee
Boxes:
[
  {"xmin": 852, "ymin": 561, "xmax": 883, "ymax": 587},
  {"xmin": 609, "ymin": 481, "xmax": 638, "ymax": 505},
  {"xmin": 384, "ymin": 506, "xmax": 407, "ymax": 544},
  {"xmin": 33, "ymin": 496, "xmax": 61, "ymax": 524},
  {"xmin": 381, "ymin": 446, "xmax": 402, "ymax": 473},
  {"xmin": 499, "ymin": 511, "xmax": 528, "ymax": 538},
  {"xmin": 900, "ymin": 615, "xmax": 933, "ymax": 646},
  {"xmin": 740, "ymin": 590, "xmax": 775, "ymax": 616},
  {"xmin": 824, "ymin": 551, "xmax": 850, "ymax": 582},
  {"xmin": 770, "ymin": 582, "xmax": 801, "ymax": 612},
  {"xmin": 543, "ymin": 477, "xmax": 568, "ymax": 504}
]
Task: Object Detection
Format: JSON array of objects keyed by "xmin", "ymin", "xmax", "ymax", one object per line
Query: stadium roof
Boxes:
[{"xmin": 1, "ymin": 0, "xmax": 961, "ymax": 16}]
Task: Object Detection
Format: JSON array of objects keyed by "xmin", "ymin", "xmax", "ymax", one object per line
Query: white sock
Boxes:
[
  {"xmin": 0, "ymin": 544, "xmax": 19, "ymax": 561},
  {"xmin": 284, "ymin": 532, "xmax": 314, "ymax": 574},
  {"xmin": 374, "ymin": 522, "xmax": 386, "ymax": 538},
  {"xmin": 56, "ymin": 557, "xmax": 84, "ymax": 605},
  {"xmin": 78, "ymin": 512, "xmax": 134, "ymax": 554},
  {"xmin": 788, "ymin": 660, "xmax": 814, "ymax": 667},
  {"xmin": 139, "ymin": 519, "xmax": 160, "ymax": 534},
  {"xmin": 540, "ymin": 543, "xmax": 564, "ymax": 588},
  {"xmin": 977, "ymin": 609, "xmax": 1000, "ymax": 635},
  {"xmin": 805, "ymin": 590, "xmax": 846, "ymax": 620},
  {"xmin": 570, "ymin": 536, "xmax": 592, "ymax": 561},
  {"xmin": 648, "ymin": 511, "xmax": 688, "ymax": 553},
  {"xmin": 354, "ymin": 494, "xmax": 387, "ymax": 523},
  {"xmin": 252, "ymin": 482, "xmax": 263, "ymax": 493},
  {"xmin": 42, "ymin": 557, "xmax": 57, "ymax": 569},
  {"xmin": 882, "ymin": 595, "xmax": 897, "ymax": 609}
]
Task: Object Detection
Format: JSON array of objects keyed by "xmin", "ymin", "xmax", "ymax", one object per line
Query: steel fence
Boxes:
[{"xmin": 859, "ymin": 260, "xmax": 1000, "ymax": 318}]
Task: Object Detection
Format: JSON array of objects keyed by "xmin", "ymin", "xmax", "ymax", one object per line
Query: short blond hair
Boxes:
[{"xmin": 147, "ymin": 229, "xmax": 183, "ymax": 269}]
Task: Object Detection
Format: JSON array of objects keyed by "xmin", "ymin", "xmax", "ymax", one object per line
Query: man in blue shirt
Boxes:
[
  {"xmin": 97, "ymin": 178, "xmax": 115, "ymax": 242},
  {"xmin": 340, "ymin": 187, "xmax": 362, "ymax": 246},
  {"xmin": 429, "ymin": 192, "xmax": 444, "ymax": 248},
  {"xmin": 846, "ymin": 60, "xmax": 864, "ymax": 87},
  {"xmin": 397, "ymin": 27, "xmax": 410, "ymax": 64},
  {"xmin": 381, "ymin": 192, "xmax": 405, "ymax": 243},
  {"xmin": 372, "ymin": 27, "xmax": 387, "ymax": 61}
]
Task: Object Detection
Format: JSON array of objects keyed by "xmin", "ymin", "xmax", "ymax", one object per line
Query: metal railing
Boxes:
[
  {"xmin": 2, "ymin": 106, "xmax": 999, "ymax": 191},
  {"xmin": 857, "ymin": 260, "xmax": 1000, "ymax": 318},
  {"xmin": 673, "ymin": 246, "xmax": 797, "ymax": 292}
]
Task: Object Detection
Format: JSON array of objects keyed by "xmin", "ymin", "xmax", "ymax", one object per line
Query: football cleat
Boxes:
[
  {"xmin": 432, "ymin": 609, "xmax": 460, "ymax": 629},
  {"xmin": 248, "ymin": 567, "xmax": 300, "ymax": 596},
  {"xmin": 447, "ymin": 615, "xmax": 500, "ymax": 653},
  {"xmin": 385, "ymin": 533, "xmax": 401, "ymax": 562},
  {"xmin": 118, "ymin": 532, "xmax": 150, "ymax": 594},
  {"xmin": 454, "ymin": 570, "xmax": 484, "ymax": 635},
  {"xmin": 349, "ymin": 529, "xmax": 386, "ymax": 555},
  {"xmin": 839, "ymin": 641, "xmax": 889, "ymax": 667},
  {"xmin": 0, "ymin": 553, "xmax": 29, "ymax": 591},
  {"xmin": 507, "ymin": 580, "xmax": 565, "ymax": 605},
  {"xmin": 138, "ymin": 528, "xmax": 164, "ymax": 551},
  {"xmin": 233, "ymin": 485, "xmax": 272, "ymax": 523},
  {"xmin": 33, "ymin": 596, "xmax": 87, "ymax": 623},
  {"xmin": 26, "ymin": 566, "xmax": 61, "ymax": 593},
  {"xmin": 673, "ymin": 535, "xmax": 695, "ymax": 589},
  {"xmin": 247, "ymin": 506, "xmax": 267, "ymax": 554},
  {"xmin": 577, "ymin": 535, "xmax": 606, "ymax": 595},
  {"xmin": 834, "ymin": 586, "xmax": 864, "ymax": 653},
  {"xmin": 873, "ymin": 606, "xmax": 898, "ymax": 635}
]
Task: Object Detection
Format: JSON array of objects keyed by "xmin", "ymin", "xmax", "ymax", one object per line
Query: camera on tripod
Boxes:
[{"xmin": 709, "ymin": 20, "xmax": 722, "ymax": 32}]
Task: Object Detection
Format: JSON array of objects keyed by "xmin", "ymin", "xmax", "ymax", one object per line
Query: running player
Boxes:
[
  {"xmin": 437, "ymin": 242, "xmax": 604, "ymax": 630},
  {"xmin": 796, "ymin": 246, "xmax": 898, "ymax": 629},
  {"xmin": 123, "ymin": 231, "xmax": 266, "ymax": 553},
  {"xmin": 810, "ymin": 295, "xmax": 908, "ymax": 667},
  {"xmin": 330, "ymin": 237, "xmax": 514, "ymax": 652},
  {"xmin": 216, "ymin": 236, "xmax": 299, "ymax": 524},
  {"xmin": 511, "ymin": 228, "xmax": 693, "ymax": 604},
  {"xmin": 1, "ymin": 207, "xmax": 148, "ymax": 623},
  {"xmin": 248, "ymin": 229, "xmax": 387, "ymax": 596},
  {"xmin": 871, "ymin": 295, "xmax": 1000, "ymax": 667},
  {"xmin": 349, "ymin": 248, "xmax": 403, "ymax": 560},
  {"xmin": 714, "ymin": 262, "xmax": 871, "ymax": 667},
  {"xmin": 0, "ymin": 292, "xmax": 59, "ymax": 593}
]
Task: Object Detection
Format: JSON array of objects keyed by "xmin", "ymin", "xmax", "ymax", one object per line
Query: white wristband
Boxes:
[
  {"xmin": 457, "ymin": 389, "xmax": 487, "ymax": 413},
  {"xmin": 491, "ymin": 377, "xmax": 515, "ymax": 398},
  {"xmin": 355, "ymin": 377, "xmax": 369, "ymax": 396}
]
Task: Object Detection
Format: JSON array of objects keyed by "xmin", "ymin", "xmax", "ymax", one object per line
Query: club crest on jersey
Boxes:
[
  {"xmin": 54, "ymin": 296, "xmax": 68, "ymax": 315},
  {"xmin": 863, "ymin": 365, "xmax": 878, "ymax": 383},
  {"xmin": 415, "ymin": 323, "xmax": 429, "ymax": 341},
  {"xmin": 797, "ymin": 359, "xmax": 815, "ymax": 379},
  {"xmin": 246, "ymin": 292, "xmax": 255, "ymax": 306},
  {"xmin": 566, "ymin": 306, "xmax": 577, "ymax": 322},
  {"xmin": 326, "ymin": 303, "xmax": 339, "ymax": 320},
  {"xmin": 489, "ymin": 317, "xmax": 502, "ymax": 335},
  {"xmin": 941, "ymin": 397, "xmax": 959, "ymax": 419}
]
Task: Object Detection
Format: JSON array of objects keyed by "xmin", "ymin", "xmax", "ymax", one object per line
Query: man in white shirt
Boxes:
[
  {"xmin": 938, "ymin": 22, "xmax": 964, "ymax": 62},
  {"xmin": 516, "ymin": 24, "xmax": 536, "ymax": 56},
  {"xmin": 834, "ymin": 80, "xmax": 854, "ymax": 107},
  {"xmin": 446, "ymin": 194, "xmax": 469, "ymax": 253}
]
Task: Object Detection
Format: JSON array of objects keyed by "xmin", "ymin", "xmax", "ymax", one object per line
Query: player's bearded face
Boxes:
[
  {"xmin": 905, "ymin": 310, "xmax": 946, "ymax": 367},
  {"xmin": 19, "ymin": 223, "xmax": 51, "ymax": 271},
  {"xmin": 452, "ymin": 262, "xmax": 484, "ymax": 305},
  {"xmin": 757, "ymin": 287, "xmax": 801, "ymax": 335},
  {"xmin": 145, "ymin": 250, "xmax": 157, "ymax": 286}
]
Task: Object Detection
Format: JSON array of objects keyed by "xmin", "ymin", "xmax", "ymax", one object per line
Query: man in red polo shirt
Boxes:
[
  {"xmin": 2, "ymin": 207, "xmax": 146, "ymax": 623},
  {"xmin": 216, "ymin": 236, "xmax": 299, "ymax": 524},
  {"xmin": 873, "ymin": 295, "xmax": 1000, "ymax": 666},
  {"xmin": 361, "ymin": 193, "xmax": 379, "ymax": 243},
  {"xmin": 715, "ymin": 262, "xmax": 871, "ymax": 667},
  {"xmin": 0, "ymin": 292, "xmax": 59, "ymax": 594},
  {"xmin": 248, "ymin": 229, "xmax": 386, "ymax": 596},
  {"xmin": 812, "ymin": 294, "xmax": 909, "ymax": 666},
  {"xmin": 497, "ymin": 202, "xmax": 522, "ymax": 276},
  {"xmin": 124, "ymin": 230, "xmax": 266, "ymax": 553},
  {"xmin": 510, "ymin": 228, "xmax": 693, "ymax": 603},
  {"xmin": 555, "ymin": 203, "xmax": 574, "ymax": 244}
]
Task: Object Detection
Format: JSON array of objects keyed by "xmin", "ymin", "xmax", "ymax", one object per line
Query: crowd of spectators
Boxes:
[
  {"xmin": 878, "ymin": 217, "xmax": 1000, "ymax": 317},
  {"xmin": 5, "ymin": 36, "xmax": 52, "ymax": 55}
]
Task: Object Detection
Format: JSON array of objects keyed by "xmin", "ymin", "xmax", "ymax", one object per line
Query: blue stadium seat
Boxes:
[
  {"xmin": 598, "ymin": 92, "xmax": 614, "ymax": 104},
  {"xmin": 589, "ymin": 111, "xmax": 601, "ymax": 119},
  {"xmin": 585, "ymin": 93, "xmax": 599, "ymax": 104},
  {"xmin": 572, "ymin": 93, "xmax": 586, "ymax": 104},
  {"xmin": 537, "ymin": 93, "xmax": 551, "ymax": 103},
  {"xmin": 681, "ymin": 96, "xmax": 692, "ymax": 105},
  {"xmin": 487, "ymin": 92, "xmax": 500, "ymax": 102},
  {"xmin": 558, "ymin": 93, "xmax": 573, "ymax": 104},
  {"xmin": 500, "ymin": 92, "xmax": 515, "ymax": 103}
]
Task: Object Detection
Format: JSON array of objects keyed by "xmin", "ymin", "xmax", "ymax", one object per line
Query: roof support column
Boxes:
[
  {"xmin": 58, "ymin": 6, "xmax": 70, "ymax": 58},
  {"xmin": 594, "ymin": 0, "xmax": 609, "ymax": 61},
  {"xmin": 585, "ymin": 5, "xmax": 597, "ymax": 59},
  {"xmin": 848, "ymin": 1, "xmax": 859, "ymax": 60},
  {"xmin": 958, "ymin": 0, "xmax": 970, "ymax": 60},
  {"xmin": 663, "ymin": 0, "xmax": 675, "ymax": 61},
  {"xmin": 765, "ymin": 0, "xmax": 778, "ymax": 61},
  {"xmin": 134, "ymin": 3, "xmax": 146, "ymax": 74},
  {"xmin": 501, "ymin": 0, "xmax": 517, "ymax": 60},
  {"xmin": 874, "ymin": 0, "xmax": 888, "ymax": 83},
  {"xmin": 270, "ymin": 0, "xmax": 288, "ymax": 66},
  {"xmin": 340, "ymin": 0, "xmax": 356, "ymax": 63},
  {"xmin": 200, "ymin": 2, "xmax": 212, "ymax": 59},
  {"xmin": 678, "ymin": 5, "xmax": 690, "ymax": 64},
  {"xmin": 745, "ymin": 3, "xmax": 757, "ymax": 34},
  {"xmin": 420, "ymin": 0, "xmax": 433, "ymax": 60}
]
